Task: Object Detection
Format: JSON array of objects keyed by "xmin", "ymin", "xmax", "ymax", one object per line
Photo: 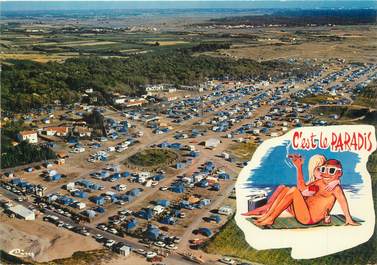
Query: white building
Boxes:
[
  {"xmin": 66, "ymin": 182, "xmax": 75, "ymax": 191},
  {"xmin": 18, "ymin": 131, "xmax": 38, "ymax": 144},
  {"xmin": 74, "ymin": 202, "xmax": 86, "ymax": 209},
  {"xmin": 43, "ymin": 127, "xmax": 69, "ymax": 137},
  {"xmin": 218, "ymin": 205, "xmax": 233, "ymax": 216},
  {"xmin": 113, "ymin": 95, "xmax": 127, "ymax": 104},
  {"xmin": 205, "ymin": 138, "xmax": 221, "ymax": 149},
  {"xmin": 153, "ymin": 205, "xmax": 165, "ymax": 215},
  {"xmin": 8, "ymin": 204, "xmax": 35, "ymax": 220},
  {"xmin": 145, "ymin": 84, "xmax": 164, "ymax": 92},
  {"xmin": 118, "ymin": 245, "xmax": 131, "ymax": 256}
]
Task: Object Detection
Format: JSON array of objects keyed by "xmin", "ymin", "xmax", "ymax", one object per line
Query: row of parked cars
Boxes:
[{"xmin": 43, "ymin": 214, "xmax": 89, "ymax": 235}]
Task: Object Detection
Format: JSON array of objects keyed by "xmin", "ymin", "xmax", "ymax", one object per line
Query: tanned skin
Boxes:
[{"xmin": 254, "ymin": 155, "xmax": 359, "ymax": 226}]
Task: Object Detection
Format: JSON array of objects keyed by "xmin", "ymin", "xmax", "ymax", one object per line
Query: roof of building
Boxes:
[
  {"xmin": 74, "ymin": 126, "xmax": 92, "ymax": 133},
  {"xmin": 19, "ymin": 130, "xmax": 37, "ymax": 136},
  {"xmin": 44, "ymin": 127, "xmax": 69, "ymax": 133},
  {"xmin": 8, "ymin": 204, "xmax": 35, "ymax": 218}
]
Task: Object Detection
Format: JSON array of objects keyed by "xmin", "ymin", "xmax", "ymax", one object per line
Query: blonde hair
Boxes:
[{"xmin": 308, "ymin": 154, "xmax": 326, "ymax": 183}]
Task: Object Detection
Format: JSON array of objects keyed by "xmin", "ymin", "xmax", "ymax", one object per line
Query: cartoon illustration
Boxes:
[
  {"xmin": 247, "ymin": 155, "xmax": 358, "ymax": 227},
  {"xmin": 235, "ymin": 125, "xmax": 376, "ymax": 259}
]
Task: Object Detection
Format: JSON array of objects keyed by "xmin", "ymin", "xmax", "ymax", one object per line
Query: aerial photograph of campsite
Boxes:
[{"xmin": 0, "ymin": 0, "xmax": 376, "ymax": 264}]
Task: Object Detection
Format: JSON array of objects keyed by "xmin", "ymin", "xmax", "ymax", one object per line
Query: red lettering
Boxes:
[
  {"xmin": 331, "ymin": 133, "xmax": 338, "ymax": 151},
  {"xmin": 367, "ymin": 132, "xmax": 373, "ymax": 152},
  {"xmin": 320, "ymin": 132, "xmax": 328, "ymax": 149},
  {"xmin": 350, "ymin": 133, "xmax": 358, "ymax": 150},
  {"xmin": 310, "ymin": 133, "xmax": 317, "ymax": 149},
  {"xmin": 334, "ymin": 133, "xmax": 343, "ymax": 151},
  {"xmin": 343, "ymin": 132, "xmax": 351, "ymax": 151},
  {"xmin": 293, "ymin": 131, "xmax": 300, "ymax": 149},
  {"xmin": 357, "ymin": 133, "xmax": 364, "ymax": 150}
]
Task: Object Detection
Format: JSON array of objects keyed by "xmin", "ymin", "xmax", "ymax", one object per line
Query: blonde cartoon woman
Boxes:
[
  {"xmin": 243, "ymin": 154, "xmax": 339, "ymax": 217},
  {"xmin": 254, "ymin": 155, "xmax": 358, "ymax": 226}
]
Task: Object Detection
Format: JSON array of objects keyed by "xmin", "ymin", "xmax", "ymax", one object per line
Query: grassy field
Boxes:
[
  {"xmin": 298, "ymin": 95, "xmax": 338, "ymax": 105},
  {"xmin": 215, "ymin": 26, "xmax": 377, "ymax": 63},
  {"xmin": 354, "ymin": 81, "xmax": 377, "ymax": 108},
  {"xmin": 144, "ymin": 40, "xmax": 189, "ymax": 46},
  {"xmin": 310, "ymin": 105, "xmax": 370, "ymax": 120},
  {"xmin": 127, "ymin": 148, "xmax": 179, "ymax": 168},
  {"xmin": 228, "ymin": 142, "xmax": 257, "ymax": 161},
  {"xmin": 0, "ymin": 53, "xmax": 76, "ymax": 63}
]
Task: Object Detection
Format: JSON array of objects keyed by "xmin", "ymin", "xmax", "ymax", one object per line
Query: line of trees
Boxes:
[
  {"xmin": 1, "ymin": 48, "xmax": 316, "ymax": 112},
  {"xmin": 1, "ymin": 141, "xmax": 56, "ymax": 169},
  {"xmin": 1, "ymin": 121, "xmax": 56, "ymax": 169}
]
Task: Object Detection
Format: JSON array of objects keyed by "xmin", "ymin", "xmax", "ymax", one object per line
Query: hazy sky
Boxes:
[{"xmin": 2, "ymin": 0, "xmax": 375, "ymax": 11}]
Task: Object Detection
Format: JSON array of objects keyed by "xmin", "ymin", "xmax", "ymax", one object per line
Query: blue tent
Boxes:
[
  {"xmin": 10, "ymin": 178, "xmax": 21, "ymax": 185},
  {"xmin": 200, "ymin": 198, "xmax": 211, "ymax": 206},
  {"xmin": 171, "ymin": 183, "xmax": 184, "ymax": 193},
  {"xmin": 90, "ymin": 184, "xmax": 103, "ymax": 190},
  {"xmin": 161, "ymin": 216, "xmax": 176, "ymax": 225},
  {"xmin": 95, "ymin": 207, "xmax": 105, "ymax": 213},
  {"xmin": 58, "ymin": 196, "xmax": 74, "ymax": 205},
  {"xmin": 175, "ymin": 162, "xmax": 186, "ymax": 169},
  {"xmin": 153, "ymin": 174, "xmax": 165, "ymax": 181},
  {"xmin": 73, "ymin": 191, "xmax": 88, "ymax": 198},
  {"xmin": 170, "ymin": 143, "xmax": 182, "ymax": 150},
  {"xmin": 218, "ymin": 173, "xmax": 230, "ymax": 180},
  {"xmin": 199, "ymin": 227, "xmax": 212, "ymax": 237},
  {"xmin": 121, "ymin": 195, "xmax": 134, "ymax": 203},
  {"xmin": 156, "ymin": 199, "xmax": 170, "ymax": 207},
  {"xmin": 78, "ymin": 179, "xmax": 92, "ymax": 188},
  {"xmin": 122, "ymin": 171, "xmax": 130, "ymax": 178},
  {"xmin": 212, "ymin": 183, "xmax": 220, "ymax": 191},
  {"xmin": 17, "ymin": 181, "xmax": 27, "ymax": 188},
  {"xmin": 189, "ymin": 151, "xmax": 199, "ymax": 158},
  {"xmin": 198, "ymin": 179, "xmax": 209, "ymax": 188},
  {"xmin": 179, "ymin": 200, "xmax": 192, "ymax": 209},
  {"xmin": 111, "ymin": 195, "xmax": 118, "ymax": 203},
  {"xmin": 50, "ymin": 174, "xmax": 61, "ymax": 181},
  {"xmin": 203, "ymin": 162, "xmax": 215, "ymax": 173},
  {"xmin": 85, "ymin": 210, "xmax": 96, "ymax": 218},
  {"xmin": 68, "ymin": 137, "xmax": 78, "ymax": 144},
  {"xmin": 100, "ymin": 171, "xmax": 110, "ymax": 178},
  {"xmin": 129, "ymin": 188, "xmax": 141, "ymax": 197},
  {"xmin": 112, "ymin": 173, "xmax": 121, "ymax": 179},
  {"xmin": 143, "ymin": 208, "xmax": 154, "ymax": 220},
  {"xmin": 124, "ymin": 219, "xmax": 137, "ymax": 230},
  {"xmin": 158, "ymin": 142, "xmax": 170, "ymax": 148},
  {"xmin": 146, "ymin": 225, "xmax": 160, "ymax": 241},
  {"xmin": 91, "ymin": 196, "xmax": 105, "ymax": 205}
]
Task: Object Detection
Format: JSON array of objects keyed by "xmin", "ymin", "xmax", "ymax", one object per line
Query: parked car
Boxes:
[
  {"xmin": 154, "ymin": 241, "xmax": 165, "ymax": 248},
  {"xmin": 134, "ymin": 248, "xmax": 146, "ymax": 255},
  {"xmin": 146, "ymin": 251, "xmax": 157, "ymax": 259},
  {"xmin": 165, "ymin": 244, "xmax": 177, "ymax": 250},
  {"xmin": 220, "ymin": 257, "xmax": 235, "ymax": 265},
  {"xmin": 94, "ymin": 234, "xmax": 104, "ymax": 241},
  {"xmin": 105, "ymin": 239, "xmax": 115, "ymax": 248}
]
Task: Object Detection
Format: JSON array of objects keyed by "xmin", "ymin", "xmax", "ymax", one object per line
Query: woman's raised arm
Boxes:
[{"xmin": 289, "ymin": 154, "xmax": 307, "ymax": 191}]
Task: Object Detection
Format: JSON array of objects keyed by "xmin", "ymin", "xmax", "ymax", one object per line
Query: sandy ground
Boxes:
[
  {"xmin": 104, "ymin": 254, "xmax": 149, "ymax": 265},
  {"xmin": 212, "ymin": 26, "xmax": 377, "ymax": 63},
  {"xmin": 0, "ymin": 215, "xmax": 102, "ymax": 262}
]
